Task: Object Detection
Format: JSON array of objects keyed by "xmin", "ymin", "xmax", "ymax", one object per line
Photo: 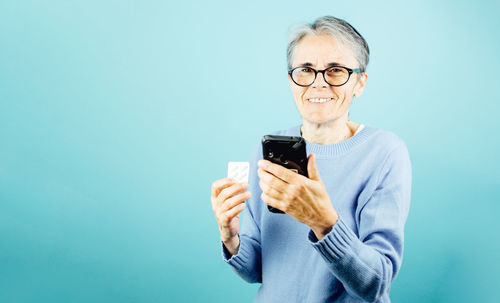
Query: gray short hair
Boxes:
[{"xmin": 286, "ymin": 16, "xmax": 370, "ymax": 72}]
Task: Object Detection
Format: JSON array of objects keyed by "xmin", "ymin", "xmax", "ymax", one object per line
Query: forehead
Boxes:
[{"xmin": 292, "ymin": 34, "xmax": 357, "ymax": 67}]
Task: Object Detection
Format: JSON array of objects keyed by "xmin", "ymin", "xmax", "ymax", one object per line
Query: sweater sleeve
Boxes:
[
  {"xmin": 308, "ymin": 142, "xmax": 412, "ymax": 302},
  {"xmin": 221, "ymin": 143, "xmax": 263, "ymax": 283}
]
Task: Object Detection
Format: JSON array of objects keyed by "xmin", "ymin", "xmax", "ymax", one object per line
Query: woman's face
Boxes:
[{"xmin": 288, "ymin": 34, "xmax": 368, "ymax": 125}]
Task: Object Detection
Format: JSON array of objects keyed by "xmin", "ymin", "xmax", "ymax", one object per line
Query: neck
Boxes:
[{"xmin": 300, "ymin": 116, "xmax": 357, "ymax": 145}]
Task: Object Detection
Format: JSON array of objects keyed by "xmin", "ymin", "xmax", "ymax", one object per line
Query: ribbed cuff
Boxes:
[
  {"xmin": 308, "ymin": 217, "xmax": 359, "ymax": 262},
  {"xmin": 221, "ymin": 235, "xmax": 252, "ymax": 272}
]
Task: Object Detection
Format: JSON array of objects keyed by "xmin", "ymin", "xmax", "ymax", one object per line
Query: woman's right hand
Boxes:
[{"xmin": 211, "ymin": 178, "xmax": 252, "ymax": 255}]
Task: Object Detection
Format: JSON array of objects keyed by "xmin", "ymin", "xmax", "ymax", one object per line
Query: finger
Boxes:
[
  {"xmin": 257, "ymin": 159, "xmax": 299, "ymax": 184},
  {"xmin": 220, "ymin": 202, "xmax": 246, "ymax": 228},
  {"xmin": 211, "ymin": 178, "xmax": 235, "ymax": 210},
  {"xmin": 211, "ymin": 178, "xmax": 235, "ymax": 199},
  {"xmin": 261, "ymin": 192, "xmax": 285, "ymax": 212},
  {"xmin": 218, "ymin": 182, "xmax": 249, "ymax": 206},
  {"xmin": 259, "ymin": 180, "xmax": 285, "ymax": 201},
  {"xmin": 307, "ymin": 153, "xmax": 322, "ymax": 181},
  {"xmin": 258, "ymin": 167, "xmax": 288, "ymax": 193},
  {"xmin": 221, "ymin": 190, "xmax": 251, "ymax": 212}
]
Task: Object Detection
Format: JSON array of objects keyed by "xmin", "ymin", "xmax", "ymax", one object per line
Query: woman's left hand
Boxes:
[{"xmin": 257, "ymin": 153, "xmax": 339, "ymax": 240}]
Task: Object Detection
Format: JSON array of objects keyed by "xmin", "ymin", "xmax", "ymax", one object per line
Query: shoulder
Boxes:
[
  {"xmin": 352, "ymin": 125, "xmax": 412, "ymax": 178},
  {"xmin": 365, "ymin": 125, "xmax": 412, "ymax": 177},
  {"xmin": 366, "ymin": 125, "xmax": 408, "ymax": 155}
]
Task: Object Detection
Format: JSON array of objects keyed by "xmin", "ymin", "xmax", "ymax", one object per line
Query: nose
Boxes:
[{"xmin": 311, "ymin": 71, "xmax": 329, "ymax": 88}]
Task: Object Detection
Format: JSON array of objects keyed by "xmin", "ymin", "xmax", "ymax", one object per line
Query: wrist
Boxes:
[
  {"xmin": 222, "ymin": 235, "xmax": 240, "ymax": 255},
  {"xmin": 311, "ymin": 214, "xmax": 338, "ymax": 241}
]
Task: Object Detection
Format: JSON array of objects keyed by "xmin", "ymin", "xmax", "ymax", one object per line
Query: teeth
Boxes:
[{"xmin": 308, "ymin": 98, "xmax": 332, "ymax": 103}]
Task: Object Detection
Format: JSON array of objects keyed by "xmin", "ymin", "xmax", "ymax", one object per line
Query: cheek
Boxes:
[
  {"xmin": 333, "ymin": 87, "xmax": 353, "ymax": 101},
  {"xmin": 292, "ymin": 87, "xmax": 307, "ymax": 102}
]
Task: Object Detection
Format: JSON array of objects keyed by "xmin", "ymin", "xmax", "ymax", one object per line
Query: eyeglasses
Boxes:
[{"xmin": 288, "ymin": 65, "xmax": 362, "ymax": 87}]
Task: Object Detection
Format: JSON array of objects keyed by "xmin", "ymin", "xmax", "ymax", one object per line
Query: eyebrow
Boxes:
[{"xmin": 299, "ymin": 62, "xmax": 344, "ymax": 67}]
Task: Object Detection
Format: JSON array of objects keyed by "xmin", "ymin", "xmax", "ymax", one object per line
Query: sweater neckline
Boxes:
[{"xmin": 287, "ymin": 123, "xmax": 376, "ymax": 157}]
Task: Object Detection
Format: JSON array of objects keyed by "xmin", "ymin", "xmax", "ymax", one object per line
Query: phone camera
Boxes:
[{"xmin": 268, "ymin": 152, "xmax": 274, "ymax": 158}]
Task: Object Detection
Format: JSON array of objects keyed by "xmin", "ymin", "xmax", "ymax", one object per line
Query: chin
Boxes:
[{"xmin": 302, "ymin": 109, "xmax": 344, "ymax": 124}]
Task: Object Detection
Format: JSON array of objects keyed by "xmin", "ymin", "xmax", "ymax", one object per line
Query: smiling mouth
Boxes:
[{"xmin": 306, "ymin": 98, "xmax": 334, "ymax": 103}]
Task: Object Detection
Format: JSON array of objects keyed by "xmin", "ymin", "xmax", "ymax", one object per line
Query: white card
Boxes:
[{"xmin": 227, "ymin": 162, "xmax": 249, "ymax": 184}]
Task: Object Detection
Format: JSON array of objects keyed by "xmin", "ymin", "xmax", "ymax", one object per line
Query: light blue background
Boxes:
[{"xmin": 1, "ymin": 0, "xmax": 499, "ymax": 302}]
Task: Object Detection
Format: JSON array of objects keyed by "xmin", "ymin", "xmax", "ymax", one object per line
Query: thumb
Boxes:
[{"xmin": 307, "ymin": 153, "xmax": 321, "ymax": 181}]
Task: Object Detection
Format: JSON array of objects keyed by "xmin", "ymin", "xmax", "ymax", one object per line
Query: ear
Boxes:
[
  {"xmin": 353, "ymin": 72, "xmax": 368, "ymax": 98},
  {"xmin": 288, "ymin": 73, "xmax": 295, "ymax": 88}
]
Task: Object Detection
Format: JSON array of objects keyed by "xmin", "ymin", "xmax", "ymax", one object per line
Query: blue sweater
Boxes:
[{"xmin": 222, "ymin": 124, "xmax": 412, "ymax": 302}]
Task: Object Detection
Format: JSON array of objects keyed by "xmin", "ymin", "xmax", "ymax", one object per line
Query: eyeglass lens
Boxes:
[{"xmin": 291, "ymin": 67, "xmax": 350, "ymax": 86}]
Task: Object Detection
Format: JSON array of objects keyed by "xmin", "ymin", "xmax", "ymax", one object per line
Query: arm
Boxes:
[
  {"xmin": 221, "ymin": 143, "xmax": 263, "ymax": 283},
  {"xmin": 308, "ymin": 142, "xmax": 412, "ymax": 302}
]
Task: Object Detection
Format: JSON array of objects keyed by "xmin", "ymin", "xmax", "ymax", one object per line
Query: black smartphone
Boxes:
[{"xmin": 261, "ymin": 135, "xmax": 308, "ymax": 214}]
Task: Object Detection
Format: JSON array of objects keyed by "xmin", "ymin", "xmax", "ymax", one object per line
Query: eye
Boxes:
[
  {"xmin": 300, "ymin": 67, "xmax": 313, "ymax": 72},
  {"xmin": 328, "ymin": 67, "xmax": 343, "ymax": 73}
]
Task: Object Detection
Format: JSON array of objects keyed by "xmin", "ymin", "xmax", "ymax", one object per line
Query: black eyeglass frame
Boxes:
[{"xmin": 288, "ymin": 65, "xmax": 363, "ymax": 87}]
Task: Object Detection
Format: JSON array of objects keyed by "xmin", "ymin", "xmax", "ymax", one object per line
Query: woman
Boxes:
[{"xmin": 210, "ymin": 16, "xmax": 412, "ymax": 302}]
